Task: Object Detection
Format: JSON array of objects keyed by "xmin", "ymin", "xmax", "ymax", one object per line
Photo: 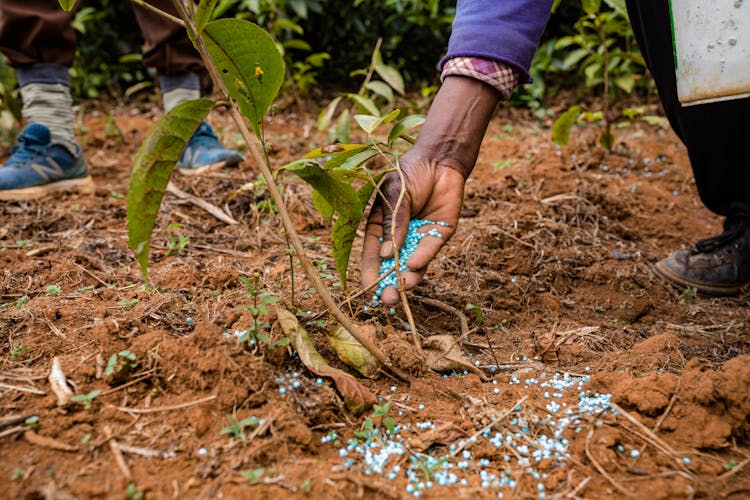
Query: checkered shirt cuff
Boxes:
[{"xmin": 441, "ymin": 57, "xmax": 519, "ymax": 100}]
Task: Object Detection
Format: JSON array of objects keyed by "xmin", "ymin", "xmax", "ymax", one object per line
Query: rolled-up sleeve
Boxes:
[{"xmin": 440, "ymin": 0, "xmax": 553, "ymax": 83}]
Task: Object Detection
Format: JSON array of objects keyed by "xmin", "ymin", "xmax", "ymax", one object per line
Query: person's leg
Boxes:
[
  {"xmin": 0, "ymin": 0, "xmax": 93, "ymax": 200},
  {"xmin": 132, "ymin": 1, "xmax": 242, "ymax": 172},
  {"xmin": 627, "ymin": 0, "xmax": 750, "ymax": 295}
]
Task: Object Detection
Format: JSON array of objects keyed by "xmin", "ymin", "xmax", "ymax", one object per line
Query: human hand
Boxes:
[{"xmin": 361, "ymin": 151, "xmax": 465, "ymax": 305}]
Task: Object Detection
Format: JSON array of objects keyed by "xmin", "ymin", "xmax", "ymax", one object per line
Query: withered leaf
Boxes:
[
  {"xmin": 278, "ymin": 309, "xmax": 376, "ymax": 415},
  {"xmin": 327, "ymin": 324, "xmax": 381, "ymax": 378},
  {"xmin": 423, "ymin": 334, "xmax": 486, "ymax": 379},
  {"xmin": 408, "ymin": 421, "xmax": 469, "ymax": 453}
]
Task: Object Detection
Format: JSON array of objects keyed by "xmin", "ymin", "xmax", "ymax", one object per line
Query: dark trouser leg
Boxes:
[
  {"xmin": 131, "ymin": 1, "xmax": 205, "ymax": 78},
  {"xmin": 626, "ymin": 0, "xmax": 750, "ymax": 218},
  {"xmin": 0, "ymin": 0, "xmax": 76, "ymax": 67}
]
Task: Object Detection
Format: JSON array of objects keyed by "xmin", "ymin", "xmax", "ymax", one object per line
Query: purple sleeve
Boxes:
[{"xmin": 440, "ymin": 0, "xmax": 553, "ymax": 83}]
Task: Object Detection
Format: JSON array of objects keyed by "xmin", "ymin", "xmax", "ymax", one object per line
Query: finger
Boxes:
[
  {"xmin": 406, "ymin": 226, "xmax": 454, "ymax": 271},
  {"xmin": 361, "ymin": 204, "xmax": 384, "ymax": 290},
  {"xmin": 379, "ymin": 268, "xmax": 426, "ymax": 306}
]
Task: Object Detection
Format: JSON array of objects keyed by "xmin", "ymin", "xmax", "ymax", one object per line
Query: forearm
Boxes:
[{"xmin": 410, "ymin": 75, "xmax": 501, "ymax": 179}]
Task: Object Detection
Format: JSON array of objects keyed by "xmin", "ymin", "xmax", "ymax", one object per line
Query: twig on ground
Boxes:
[
  {"xmin": 104, "ymin": 426, "xmax": 131, "ymax": 479},
  {"xmin": 0, "ymin": 382, "xmax": 45, "ymax": 396},
  {"xmin": 117, "ymin": 443, "xmax": 176, "ymax": 459},
  {"xmin": 24, "ymin": 431, "xmax": 77, "ymax": 452},
  {"xmin": 166, "ymin": 181, "xmax": 238, "ymax": 225},
  {"xmin": 99, "ymin": 369, "xmax": 158, "ymax": 397},
  {"xmin": 0, "ymin": 414, "xmax": 37, "ymax": 430},
  {"xmin": 610, "ymin": 402, "xmax": 693, "ymax": 476},
  {"xmin": 585, "ymin": 426, "xmax": 633, "ymax": 497},
  {"xmin": 450, "ymin": 395, "xmax": 528, "ymax": 458},
  {"xmin": 0, "ymin": 426, "xmax": 26, "ymax": 439},
  {"xmin": 115, "ymin": 394, "xmax": 217, "ymax": 414}
]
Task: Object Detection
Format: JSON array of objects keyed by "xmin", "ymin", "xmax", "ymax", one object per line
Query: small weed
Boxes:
[
  {"xmin": 11, "ymin": 344, "xmax": 28, "ymax": 358},
  {"xmin": 11, "ymin": 468, "xmax": 23, "ymax": 481},
  {"xmin": 680, "ymin": 286, "xmax": 698, "ymax": 303},
  {"xmin": 414, "ymin": 455, "xmax": 447, "ymax": 481},
  {"xmin": 81, "ymin": 433, "xmax": 92, "ymax": 444},
  {"xmin": 125, "ymin": 483, "xmax": 144, "ymax": 500},
  {"xmin": 108, "ymin": 191, "xmax": 125, "ymax": 201},
  {"xmin": 118, "ymin": 298, "xmax": 139, "ymax": 308},
  {"xmin": 355, "ymin": 402, "xmax": 394, "ymax": 439},
  {"xmin": 465, "ymin": 303, "xmax": 484, "ymax": 327},
  {"xmin": 300, "ymin": 479, "xmax": 312, "ymax": 493},
  {"xmin": 725, "ymin": 459, "xmax": 737, "ymax": 471},
  {"xmin": 45, "ymin": 284, "xmax": 62, "ymax": 296},
  {"xmin": 220, "ymin": 414, "xmax": 261, "ymax": 442},
  {"xmin": 105, "ymin": 350, "xmax": 138, "ymax": 377},
  {"xmin": 165, "ymin": 223, "xmax": 190, "ymax": 256},
  {"xmin": 492, "ymin": 159, "xmax": 515, "ymax": 171},
  {"xmin": 24, "ymin": 415, "xmax": 40, "ymax": 432},
  {"xmin": 77, "ymin": 285, "xmax": 95, "ymax": 292},
  {"xmin": 236, "ymin": 273, "xmax": 282, "ymax": 349},
  {"xmin": 15, "ymin": 239, "xmax": 32, "ymax": 248},
  {"xmin": 71, "ymin": 390, "xmax": 101, "ymax": 410},
  {"xmin": 242, "ymin": 467, "xmax": 275, "ymax": 485}
]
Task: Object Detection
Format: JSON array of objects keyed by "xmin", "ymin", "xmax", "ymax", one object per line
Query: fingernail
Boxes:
[{"xmin": 380, "ymin": 241, "xmax": 393, "ymax": 259}]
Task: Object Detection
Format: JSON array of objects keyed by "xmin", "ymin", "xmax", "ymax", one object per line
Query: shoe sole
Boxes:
[
  {"xmin": 653, "ymin": 260, "xmax": 745, "ymax": 297},
  {"xmin": 0, "ymin": 176, "xmax": 96, "ymax": 201}
]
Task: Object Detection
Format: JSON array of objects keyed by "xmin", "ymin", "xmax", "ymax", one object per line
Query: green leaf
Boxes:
[
  {"xmin": 317, "ymin": 96, "xmax": 342, "ymax": 132},
  {"xmin": 365, "ymin": 81, "xmax": 394, "ymax": 102},
  {"xmin": 195, "ymin": 0, "xmax": 219, "ymax": 34},
  {"xmin": 282, "ymin": 162, "xmax": 362, "ymax": 220},
  {"xmin": 388, "ymin": 115, "xmax": 425, "ymax": 145},
  {"xmin": 57, "ymin": 0, "xmax": 77, "ymax": 11},
  {"xmin": 312, "ymin": 191, "xmax": 334, "ymax": 221},
  {"xmin": 335, "ymin": 109, "xmax": 351, "ymax": 144},
  {"xmin": 127, "ymin": 99, "xmax": 214, "ymax": 281},
  {"xmin": 278, "ymin": 309, "xmax": 377, "ymax": 415},
  {"xmin": 598, "ymin": 132, "xmax": 615, "ymax": 150},
  {"xmin": 614, "ymin": 74, "xmax": 635, "ymax": 94},
  {"xmin": 561, "ymin": 48, "xmax": 589, "ymax": 71},
  {"xmin": 374, "ymin": 64, "xmax": 405, "ymax": 95},
  {"xmin": 346, "ymin": 94, "xmax": 379, "ymax": 116},
  {"xmin": 203, "ymin": 19, "xmax": 284, "ymax": 137},
  {"xmin": 282, "ymin": 39, "xmax": 312, "ymax": 51},
  {"xmin": 353, "ymin": 114, "xmax": 381, "ymax": 134},
  {"xmin": 332, "ymin": 149, "xmax": 380, "ymax": 171},
  {"xmin": 551, "ymin": 105, "xmax": 581, "ymax": 146},
  {"xmin": 327, "ymin": 325, "xmax": 381, "ymax": 377},
  {"xmin": 603, "ymin": 0, "xmax": 628, "ymax": 17},
  {"xmin": 582, "ymin": 0, "xmax": 601, "ymax": 15},
  {"xmin": 331, "ymin": 178, "xmax": 380, "ymax": 284}
]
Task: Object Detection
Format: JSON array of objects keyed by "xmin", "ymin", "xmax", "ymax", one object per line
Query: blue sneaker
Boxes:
[
  {"xmin": 0, "ymin": 123, "xmax": 94, "ymax": 201},
  {"xmin": 177, "ymin": 121, "xmax": 243, "ymax": 174}
]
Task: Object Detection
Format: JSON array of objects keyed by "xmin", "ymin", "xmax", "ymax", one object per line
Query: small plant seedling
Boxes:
[
  {"xmin": 24, "ymin": 415, "xmax": 40, "ymax": 432},
  {"xmin": 725, "ymin": 459, "xmax": 738, "ymax": 471},
  {"xmin": 125, "ymin": 483, "xmax": 144, "ymax": 500},
  {"xmin": 71, "ymin": 390, "xmax": 101, "ymax": 410},
  {"xmin": 11, "ymin": 344, "xmax": 28, "ymax": 358},
  {"xmin": 242, "ymin": 468, "xmax": 266, "ymax": 485},
  {"xmin": 165, "ymin": 223, "xmax": 190, "ymax": 256},
  {"xmin": 300, "ymin": 479, "xmax": 312, "ymax": 493},
  {"xmin": 45, "ymin": 284, "xmax": 62, "ymax": 296},
  {"xmin": 465, "ymin": 303, "xmax": 484, "ymax": 327},
  {"xmin": 354, "ymin": 402, "xmax": 393, "ymax": 439},
  {"xmin": 220, "ymin": 414, "xmax": 261, "ymax": 442},
  {"xmin": 680, "ymin": 286, "xmax": 698, "ymax": 303},
  {"xmin": 105, "ymin": 350, "xmax": 139, "ymax": 382},
  {"xmin": 414, "ymin": 456, "xmax": 447, "ymax": 481},
  {"xmin": 118, "ymin": 298, "xmax": 139, "ymax": 308},
  {"xmin": 11, "ymin": 468, "xmax": 23, "ymax": 481},
  {"xmin": 236, "ymin": 273, "xmax": 282, "ymax": 349},
  {"xmin": 81, "ymin": 433, "xmax": 92, "ymax": 444}
]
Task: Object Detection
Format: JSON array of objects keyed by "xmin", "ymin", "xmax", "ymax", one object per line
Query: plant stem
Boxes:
[
  {"xmin": 600, "ymin": 24, "xmax": 611, "ymax": 149},
  {"xmin": 169, "ymin": 0, "xmax": 408, "ymax": 382},
  {"xmin": 130, "ymin": 0, "xmax": 185, "ymax": 27}
]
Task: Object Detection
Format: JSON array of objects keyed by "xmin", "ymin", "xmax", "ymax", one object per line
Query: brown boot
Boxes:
[{"xmin": 654, "ymin": 218, "xmax": 750, "ymax": 296}]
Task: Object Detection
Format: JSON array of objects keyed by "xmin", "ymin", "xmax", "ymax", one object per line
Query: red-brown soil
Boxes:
[{"xmin": 1, "ymin": 98, "xmax": 749, "ymax": 499}]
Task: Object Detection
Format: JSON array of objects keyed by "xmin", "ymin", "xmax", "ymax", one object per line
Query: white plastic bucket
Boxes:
[{"xmin": 669, "ymin": 0, "xmax": 750, "ymax": 105}]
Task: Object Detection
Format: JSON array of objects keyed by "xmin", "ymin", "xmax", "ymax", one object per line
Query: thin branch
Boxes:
[
  {"xmin": 130, "ymin": 0, "xmax": 185, "ymax": 27},
  {"xmin": 115, "ymin": 394, "xmax": 216, "ymax": 414}
]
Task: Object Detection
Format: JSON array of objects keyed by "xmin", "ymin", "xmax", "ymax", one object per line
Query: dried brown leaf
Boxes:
[
  {"xmin": 408, "ymin": 421, "xmax": 469, "ymax": 452},
  {"xmin": 423, "ymin": 334, "xmax": 486, "ymax": 379},
  {"xmin": 278, "ymin": 309, "xmax": 376, "ymax": 415},
  {"xmin": 327, "ymin": 324, "xmax": 381, "ymax": 378}
]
